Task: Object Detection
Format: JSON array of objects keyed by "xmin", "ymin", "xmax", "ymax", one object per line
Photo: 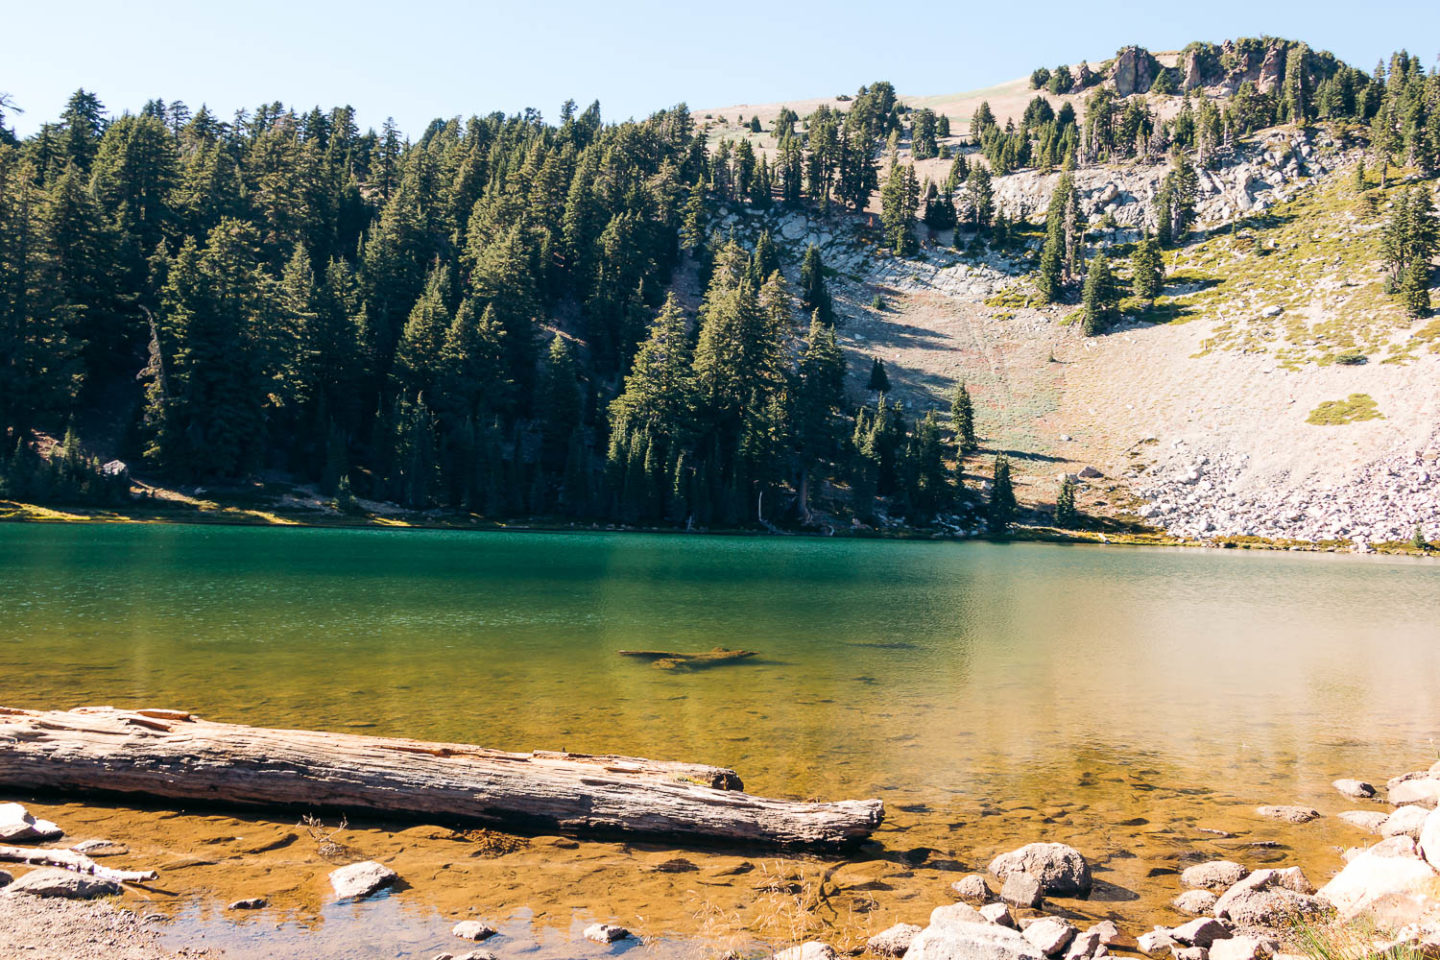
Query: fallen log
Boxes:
[
  {"xmin": 0, "ymin": 844, "xmax": 158, "ymax": 884},
  {"xmin": 0, "ymin": 706, "xmax": 883, "ymax": 848}
]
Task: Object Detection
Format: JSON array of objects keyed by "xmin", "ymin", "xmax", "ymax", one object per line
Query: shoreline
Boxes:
[{"xmin": 2, "ymin": 498, "xmax": 1434, "ymax": 560}]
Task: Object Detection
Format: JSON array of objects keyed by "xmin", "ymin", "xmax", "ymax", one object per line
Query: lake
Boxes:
[{"xmin": 2, "ymin": 523, "xmax": 1438, "ymax": 958}]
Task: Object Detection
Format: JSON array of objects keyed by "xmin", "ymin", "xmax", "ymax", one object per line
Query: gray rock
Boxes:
[
  {"xmin": 1078, "ymin": 466, "xmax": 1104, "ymax": 479},
  {"xmin": 1172, "ymin": 949, "xmax": 1208, "ymax": 960},
  {"xmin": 981, "ymin": 903, "xmax": 1016, "ymax": 927},
  {"xmin": 1181, "ymin": 861, "xmax": 1248, "ymax": 892},
  {"xmin": 1170, "ymin": 918, "xmax": 1232, "ymax": 949},
  {"xmin": 6, "ymin": 867, "xmax": 120, "ymax": 899},
  {"xmin": 1389, "ymin": 779, "xmax": 1440, "ymax": 809},
  {"xmin": 585, "ymin": 923, "xmax": 632, "ymax": 945},
  {"xmin": 1332, "ymin": 779, "xmax": 1377, "ymax": 799},
  {"xmin": 227, "ymin": 898, "xmax": 268, "ymax": 910},
  {"xmin": 0, "ymin": 803, "xmax": 64, "ymax": 843},
  {"xmin": 453, "ymin": 921, "xmax": 497, "ymax": 941},
  {"xmin": 1001, "ymin": 872, "xmax": 1044, "ymax": 908},
  {"xmin": 989, "ymin": 843, "xmax": 1092, "ymax": 896},
  {"xmin": 1023, "ymin": 918, "xmax": 1078, "ymax": 956},
  {"xmin": 1269, "ymin": 867, "xmax": 1314, "ymax": 895},
  {"xmin": 1173, "ymin": 890, "xmax": 1219, "ymax": 916},
  {"xmin": 1137, "ymin": 930, "xmax": 1175, "ymax": 955},
  {"xmin": 328, "ymin": 860, "xmax": 398, "ymax": 900},
  {"xmin": 1382, "ymin": 806, "xmax": 1431, "ymax": 840},
  {"xmin": 1338, "ymin": 810, "xmax": 1389, "ymax": 834},
  {"xmin": 1208, "ymin": 937, "xmax": 1277, "ymax": 960},
  {"xmin": 905, "ymin": 921, "xmax": 1045, "ymax": 960},
  {"xmin": 953, "ymin": 874, "xmax": 994, "ymax": 903},
  {"xmin": 1087, "ymin": 922, "xmax": 1119, "ymax": 946},
  {"xmin": 868, "ymin": 923, "xmax": 922, "ymax": 956},
  {"xmin": 69, "ymin": 839, "xmax": 128, "ymax": 857},
  {"xmin": 1214, "ymin": 878, "xmax": 1323, "ymax": 929},
  {"xmin": 1255, "ymin": 806, "xmax": 1320, "ymax": 823},
  {"xmin": 931, "ymin": 903, "xmax": 989, "ymax": 927},
  {"xmin": 1420, "ymin": 807, "xmax": 1440, "ymax": 871},
  {"xmin": 1318, "ymin": 839, "xmax": 1439, "ymax": 918},
  {"xmin": 1064, "ymin": 930, "xmax": 1104, "ymax": 960}
]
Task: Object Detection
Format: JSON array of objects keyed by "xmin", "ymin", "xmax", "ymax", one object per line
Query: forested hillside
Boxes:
[{"xmin": 1, "ymin": 37, "xmax": 1436, "ymax": 537}]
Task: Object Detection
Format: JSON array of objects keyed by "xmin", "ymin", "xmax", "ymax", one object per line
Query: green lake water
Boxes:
[{"xmin": 2, "ymin": 523, "xmax": 1439, "ymax": 957}]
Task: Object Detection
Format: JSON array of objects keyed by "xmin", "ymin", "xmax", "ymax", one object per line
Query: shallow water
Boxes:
[{"xmin": 2, "ymin": 524, "xmax": 1438, "ymax": 957}]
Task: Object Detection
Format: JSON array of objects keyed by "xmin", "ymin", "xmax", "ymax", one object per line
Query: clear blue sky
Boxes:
[{"xmin": 5, "ymin": 0, "xmax": 1438, "ymax": 138}]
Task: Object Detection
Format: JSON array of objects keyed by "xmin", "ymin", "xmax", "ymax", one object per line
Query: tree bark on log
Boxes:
[{"xmin": 0, "ymin": 707, "xmax": 883, "ymax": 848}]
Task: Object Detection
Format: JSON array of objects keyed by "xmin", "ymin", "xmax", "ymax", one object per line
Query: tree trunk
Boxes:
[{"xmin": 0, "ymin": 706, "xmax": 883, "ymax": 849}]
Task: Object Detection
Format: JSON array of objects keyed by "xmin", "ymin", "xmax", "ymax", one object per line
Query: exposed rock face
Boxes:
[
  {"xmin": 1181, "ymin": 861, "xmax": 1248, "ymax": 892},
  {"xmin": 1109, "ymin": 46, "xmax": 1161, "ymax": 96},
  {"xmin": 868, "ymin": 923, "xmax": 922, "ymax": 956},
  {"xmin": 5, "ymin": 867, "xmax": 120, "ymax": 899},
  {"xmin": 905, "ymin": 920, "xmax": 1046, "ymax": 960},
  {"xmin": 328, "ymin": 861, "xmax": 397, "ymax": 901},
  {"xmin": 989, "ymin": 843, "xmax": 1092, "ymax": 896},
  {"xmin": 1258, "ymin": 46, "xmax": 1288, "ymax": 94}
]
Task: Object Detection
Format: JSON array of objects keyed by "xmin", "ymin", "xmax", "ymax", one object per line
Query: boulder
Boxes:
[
  {"xmin": 1255, "ymin": 806, "xmax": 1319, "ymax": 823},
  {"xmin": 1389, "ymin": 779, "xmax": 1440, "ymax": 809},
  {"xmin": 452, "ymin": 921, "xmax": 497, "ymax": 942},
  {"xmin": 1318, "ymin": 838, "xmax": 1438, "ymax": 918},
  {"xmin": 954, "ymin": 874, "xmax": 994, "ymax": 903},
  {"xmin": 1332, "ymin": 779, "xmax": 1377, "ymax": 799},
  {"xmin": 228, "ymin": 898, "xmax": 268, "ymax": 910},
  {"xmin": 1086, "ymin": 922, "xmax": 1119, "ymax": 946},
  {"xmin": 905, "ymin": 921, "xmax": 1046, "ymax": 960},
  {"xmin": 1270, "ymin": 867, "xmax": 1315, "ymax": 895},
  {"xmin": 1063, "ymin": 929, "xmax": 1103, "ymax": 960},
  {"xmin": 1173, "ymin": 890, "xmax": 1219, "ymax": 916},
  {"xmin": 1023, "ymin": 918, "xmax": 1078, "ymax": 956},
  {"xmin": 1109, "ymin": 46, "xmax": 1160, "ymax": 97},
  {"xmin": 982, "ymin": 903, "xmax": 1016, "ymax": 927},
  {"xmin": 0, "ymin": 803, "xmax": 64, "ymax": 843},
  {"xmin": 1001, "ymin": 873, "xmax": 1044, "ymax": 908},
  {"xmin": 1136, "ymin": 930, "xmax": 1174, "ymax": 955},
  {"xmin": 1214, "ymin": 871, "xmax": 1324, "ymax": 929},
  {"xmin": 868, "ymin": 923, "xmax": 922, "ymax": 956},
  {"xmin": 1420, "ymin": 807, "xmax": 1440, "ymax": 871},
  {"xmin": 1170, "ymin": 918, "xmax": 1232, "ymax": 949},
  {"xmin": 585, "ymin": 924, "xmax": 632, "ymax": 945},
  {"xmin": 5, "ymin": 867, "xmax": 120, "ymax": 899},
  {"xmin": 932, "ymin": 903, "xmax": 989, "ymax": 927},
  {"xmin": 1209, "ymin": 937, "xmax": 1276, "ymax": 960},
  {"xmin": 1382, "ymin": 806, "xmax": 1431, "ymax": 840},
  {"xmin": 1338, "ymin": 811, "xmax": 1389, "ymax": 834},
  {"xmin": 328, "ymin": 861, "xmax": 398, "ymax": 901},
  {"xmin": 1181, "ymin": 861, "xmax": 1248, "ymax": 892},
  {"xmin": 1078, "ymin": 466, "xmax": 1104, "ymax": 480},
  {"xmin": 989, "ymin": 843, "xmax": 1092, "ymax": 896}
]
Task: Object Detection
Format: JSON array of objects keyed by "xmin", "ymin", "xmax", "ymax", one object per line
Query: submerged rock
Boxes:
[
  {"xmin": 989, "ymin": 843, "xmax": 1092, "ymax": 896},
  {"xmin": 1181, "ymin": 861, "xmax": 1248, "ymax": 892},
  {"xmin": 328, "ymin": 860, "xmax": 397, "ymax": 900},
  {"xmin": 1255, "ymin": 806, "xmax": 1320, "ymax": 824},
  {"xmin": 868, "ymin": 923, "xmax": 922, "ymax": 956}
]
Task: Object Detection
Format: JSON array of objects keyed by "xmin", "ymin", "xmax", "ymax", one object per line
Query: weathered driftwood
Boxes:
[
  {"xmin": 0, "ymin": 707, "xmax": 883, "ymax": 848},
  {"xmin": 0, "ymin": 844, "xmax": 158, "ymax": 884},
  {"xmin": 618, "ymin": 647, "xmax": 758, "ymax": 670}
]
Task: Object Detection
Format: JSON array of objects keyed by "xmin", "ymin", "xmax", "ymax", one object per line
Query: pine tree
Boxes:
[
  {"xmin": 1081, "ymin": 254, "xmax": 1119, "ymax": 336},
  {"xmin": 1130, "ymin": 238, "xmax": 1163, "ymax": 304},
  {"xmin": 966, "ymin": 162, "xmax": 994, "ymax": 229},
  {"xmin": 986, "ymin": 455, "xmax": 1016, "ymax": 534},
  {"xmin": 950, "ymin": 381, "xmax": 977, "ymax": 456},
  {"xmin": 537, "ymin": 334, "xmax": 581, "ymax": 472},
  {"xmin": 866, "ymin": 357, "xmax": 890, "ymax": 393},
  {"xmin": 1400, "ymin": 259, "xmax": 1432, "ymax": 317},
  {"xmin": 799, "ymin": 245, "xmax": 833, "ymax": 325},
  {"xmin": 1054, "ymin": 474, "xmax": 1078, "ymax": 528}
]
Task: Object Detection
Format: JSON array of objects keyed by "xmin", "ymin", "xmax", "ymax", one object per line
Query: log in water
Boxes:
[{"xmin": 0, "ymin": 706, "xmax": 883, "ymax": 848}]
